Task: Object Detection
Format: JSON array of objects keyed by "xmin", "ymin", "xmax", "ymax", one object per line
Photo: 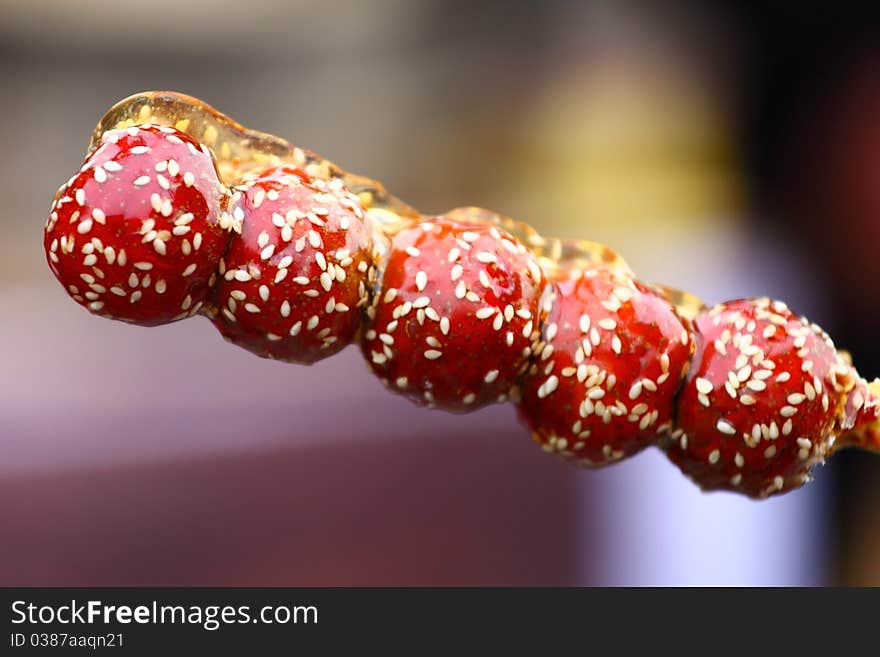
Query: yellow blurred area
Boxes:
[{"xmin": 475, "ymin": 74, "xmax": 744, "ymax": 272}]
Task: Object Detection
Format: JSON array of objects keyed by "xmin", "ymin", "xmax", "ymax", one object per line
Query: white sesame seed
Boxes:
[
  {"xmin": 579, "ymin": 315, "xmax": 591, "ymax": 333},
  {"xmin": 476, "ymin": 307, "xmax": 495, "ymax": 320},
  {"xmin": 695, "ymin": 377, "xmax": 713, "ymax": 395},
  {"xmin": 628, "ymin": 381, "xmax": 643, "ymax": 400},
  {"xmin": 424, "ymin": 350, "xmax": 442, "ymax": 360},
  {"xmin": 716, "ymin": 419, "xmax": 736, "ymax": 435}
]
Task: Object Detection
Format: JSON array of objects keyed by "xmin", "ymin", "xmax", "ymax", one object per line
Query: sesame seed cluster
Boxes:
[{"xmin": 43, "ymin": 92, "xmax": 880, "ymax": 499}]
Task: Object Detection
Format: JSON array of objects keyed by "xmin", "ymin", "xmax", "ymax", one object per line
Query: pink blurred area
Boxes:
[{"xmin": 1, "ymin": 1, "xmax": 878, "ymax": 585}]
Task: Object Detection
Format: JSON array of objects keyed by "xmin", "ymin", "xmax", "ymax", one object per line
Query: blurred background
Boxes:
[{"xmin": 1, "ymin": 0, "xmax": 879, "ymax": 585}]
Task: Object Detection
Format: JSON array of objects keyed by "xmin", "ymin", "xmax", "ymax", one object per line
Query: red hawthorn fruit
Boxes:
[
  {"xmin": 44, "ymin": 124, "xmax": 231, "ymax": 325},
  {"xmin": 361, "ymin": 216, "xmax": 546, "ymax": 411},
  {"xmin": 666, "ymin": 297, "xmax": 854, "ymax": 498},
  {"xmin": 518, "ymin": 265, "xmax": 693, "ymax": 466},
  {"xmin": 210, "ymin": 166, "xmax": 372, "ymax": 363}
]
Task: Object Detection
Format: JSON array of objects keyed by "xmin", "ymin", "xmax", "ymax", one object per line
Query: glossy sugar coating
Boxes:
[
  {"xmin": 44, "ymin": 125, "xmax": 232, "ymax": 326},
  {"xmin": 518, "ymin": 263, "xmax": 693, "ymax": 465},
  {"xmin": 211, "ymin": 166, "xmax": 373, "ymax": 363},
  {"xmin": 667, "ymin": 298, "xmax": 856, "ymax": 497},
  {"xmin": 90, "ymin": 91, "xmax": 417, "ymax": 220},
  {"xmin": 362, "ymin": 216, "xmax": 546, "ymax": 411},
  {"xmin": 843, "ymin": 380, "xmax": 880, "ymax": 451}
]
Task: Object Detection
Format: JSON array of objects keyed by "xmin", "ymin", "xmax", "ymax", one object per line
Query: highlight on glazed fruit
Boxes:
[{"xmin": 43, "ymin": 91, "xmax": 880, "ymax": 499}]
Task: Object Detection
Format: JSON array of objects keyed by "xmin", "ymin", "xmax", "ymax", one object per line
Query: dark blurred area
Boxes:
[{"xmin": 0, "ymin": 0, "xmax": 878, "ymax": 585}]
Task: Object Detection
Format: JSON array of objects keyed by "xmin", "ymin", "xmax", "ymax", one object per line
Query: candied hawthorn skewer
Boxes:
[{"xmin": 42, "ymin": 91, "xmax": 880, "ymax": 499}]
